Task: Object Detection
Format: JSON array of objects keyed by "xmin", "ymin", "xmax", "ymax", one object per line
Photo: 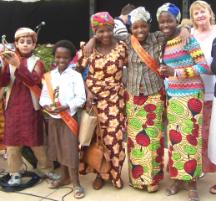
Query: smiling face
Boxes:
[
  {"xmin": 131, "ymin": 19, "xmax": 150, "ymax": 42},
  {"xmin": 158, "ymin": 11, "xmax": 178, "ymax": 38},
  {"xmin": 15, "ymin": 36, "xmax": 36, "ymax": 56},
  {"xmin": 191, "ymin": 6, "xmax": 211, "ymax": 28},
  {"xmin": 54, "ymin": 47, "xmax": 72, "ymax": 72},
  {"xmin": 95, "ymin": 26, "xmax": 113, "ymax": 45}
]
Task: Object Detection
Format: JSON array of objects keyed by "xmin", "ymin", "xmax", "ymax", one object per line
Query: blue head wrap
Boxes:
[{"xmin": 156, "ymin": 3, "xmax": 181, "ymax": 22}]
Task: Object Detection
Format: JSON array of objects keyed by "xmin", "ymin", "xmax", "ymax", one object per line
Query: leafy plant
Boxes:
[{"xmin": 34, "ymin": 44, "xmax": 54, "ymax": 71}]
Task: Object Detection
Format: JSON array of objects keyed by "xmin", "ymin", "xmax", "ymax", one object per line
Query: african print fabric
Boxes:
[
  {"xmin": 125, "ymin": 89, "xmax": 165, "ymax": 189},
  {"xmin": 80, "ymin": 41, "xmax": 127, "ymax": 188},
  {"xmin": 167, "ymin": 92, "xmax": 203, "ymax": 180}
]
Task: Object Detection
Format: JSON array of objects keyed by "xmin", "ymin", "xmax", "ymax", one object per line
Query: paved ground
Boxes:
[{"xmin": 0, "ymin": 150, "xmax": 216, "ymax": 201}]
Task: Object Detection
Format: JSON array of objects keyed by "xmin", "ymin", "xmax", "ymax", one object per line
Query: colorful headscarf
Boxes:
[
  {"xmin": 156, "ymin": 3, "xmax": 181, "ymax": 22},
  {"xmin": 15, "ymin": 27, "xmax": 37, "ymax": 43},
  {"xmin": 128, "ymin": 6, "xmax": 151, "ymax": 25},
  {"xmin": 90, "ymin": 12, "xmax": 114, "ymax": 33}
]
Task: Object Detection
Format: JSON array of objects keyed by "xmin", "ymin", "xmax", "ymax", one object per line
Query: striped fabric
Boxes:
[
  {"xmin": 126, "ymin": 32, "xmax": 164, "ymax": 96},
  {"xmin": 163, "ymin": 36, "xmax": 209, "ymax": 96}
]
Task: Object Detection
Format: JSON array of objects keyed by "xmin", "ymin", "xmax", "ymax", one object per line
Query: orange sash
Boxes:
[
  {"xmin": 131, "ymin": 35, "xmax": 161, "ymax": 76},
  {"xmin": 43, "ymin": 72, "xmax": 78, "ymax": 136},
  {"xmin": 25, "ymin": 84, "xmax": 41, "ymax": 99}
]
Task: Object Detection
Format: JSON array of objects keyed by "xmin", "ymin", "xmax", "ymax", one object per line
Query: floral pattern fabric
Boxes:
[
  {"xmin": 80, "ymin": 41, "xmax": 127, "ymax": 188},
  {"xmin": 125, "ymin": 90, "xmax": 165, "ymax": 189}
]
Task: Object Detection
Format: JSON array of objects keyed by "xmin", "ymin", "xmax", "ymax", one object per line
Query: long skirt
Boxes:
[
  {"xmin": 79, "ymin": 87, "xmax": 126, "ymax": 188},
  {"xmin": 202, "ymin": 101, "xmax": 216, "ymax": 172},
  {"xmin": 208, "ymin": 97, "xmax": 216, "ymax": 165},
  {"xmin": 167, "ymin": 92, "xmax": 203, "ymax": 181},
  {"xmin": 125, "ymin": 90, "xmax": 165, "ymax": 189},
  {"xmin": 48, "ymin": 118, "xmax": 79, "ymax": 169}
]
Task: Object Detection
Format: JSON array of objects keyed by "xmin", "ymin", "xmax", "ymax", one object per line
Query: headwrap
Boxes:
[
  {"xmin": 128, "ymin": 6, "xmax": 151, "ymax": 25},
  {"xmin": 90, "ymin": 12, "xmax": 114, "ymax": 33},
  {"xmin": 15, "ymin": 27, "xmax": 37, "ymax": 43},
  {"xmin": 156, "ymin": 3, "xmax": 181, "ymax": 22}
]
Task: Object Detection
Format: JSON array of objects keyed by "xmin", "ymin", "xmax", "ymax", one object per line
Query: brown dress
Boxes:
[
  {"xmin": 48, "ymin": 118, "xmax": 79, "ymax": 169},
  {"xmin": 0, "ymin": 56, "xmax": 44, "ymax": 146},
  {"xmin": 80, "ymin": 41, "xmax": 127, "ymax": 188}
]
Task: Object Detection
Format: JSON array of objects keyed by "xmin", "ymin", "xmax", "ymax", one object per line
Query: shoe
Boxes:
[
  {"xmin": 74, "ymin": 186, "xmax": 85, "ymax": 199},
  {"xmin": 147, "ymin": 184, "xmax": 159, "ymax": 193},
  {"xmin": 48, "ymin": 179, "xmax": 70, "ymax": 189},
  {"xmin": 209, "ymin": 184, "xmax": 216, "ymax": 194},
  {"xmin": 92, "ymin": 176, "xmax": 104, "ymax": 190},
  {"xmin": 45, "ymin": 172, "xmax": 61, "ymax": 180},
  {"xmin": 8, "ymin": 173, "xmax": 21, "ymax": 186}
]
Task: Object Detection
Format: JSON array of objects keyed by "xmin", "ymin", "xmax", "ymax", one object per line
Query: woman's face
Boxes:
[
  {"xmin": 158, "ymin": 12, "xmax": 177, "ymax": 38},
  {"xmin": 95, "ymin": 26, "xmax": 113, "ymax": 45},
  {"xmin": 55, "ymin": 47, "xmax": 71, "ymax": 72},
  {"xmin": 131, "ymin": 20, "xmax": 150, "ymax": 42},
  {"xmin": 192, "ymin": 6, "xmax": 211, "ymax": 27}
]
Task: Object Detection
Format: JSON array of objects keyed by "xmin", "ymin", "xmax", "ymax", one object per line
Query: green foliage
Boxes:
[{"xmin": 34, "ymin": 44, "xmax": 54, "ymax": 71}]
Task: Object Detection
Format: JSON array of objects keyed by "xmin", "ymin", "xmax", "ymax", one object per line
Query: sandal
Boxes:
[
  {"xmin": 210, "ymin": 184, "xmax": 216, "ymax": 194},
  {"xmin": 92, "ymin": 176, "xmax": 104, "ymax": 190},
  {"xmin": 188, "ymin": 189, "xmax": 200, "ymax": 201},
  {"xmin": 114, "ymin": 178, "xmax": 124, "ymax": 189},
  {"xmin": 74, "ymin": 186, "xmax": 85, "ymax": 199},
  {"xmin": 48, "ymin": 179, "xmax": 70, "ymax": 189},
  {"xmin": 147, "ymin": 184, "xmax": 159, "ymax": 193},
  {"xmin": 166, "ymin": 181, "xmax": 182, "ymax": 196}
]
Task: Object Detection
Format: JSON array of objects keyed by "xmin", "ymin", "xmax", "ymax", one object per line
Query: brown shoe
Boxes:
[
  {"xmin": 210, "ymin": 184, "xmax": 216, "ymax": 194},
  {"xmin": 92, "ymin": 176, "xmax": 104, "ymax": 190}
]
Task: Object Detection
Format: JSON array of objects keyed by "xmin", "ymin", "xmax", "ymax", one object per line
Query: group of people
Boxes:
[{"xmin": 0, "ymin": 1, "xmax": 216, "ymax": 201}]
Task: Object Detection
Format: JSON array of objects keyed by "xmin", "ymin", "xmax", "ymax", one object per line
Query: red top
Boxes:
[{"xmin": 0, "ymin": 55, "xmax": 45, "ymax": 146}]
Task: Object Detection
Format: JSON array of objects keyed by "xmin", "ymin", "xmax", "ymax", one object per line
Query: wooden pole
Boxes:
[
  {"xmin": 89, "ymin": 0, "xmax": 96, "ymax": 38},
  {"xmin": 182, "ymin": 0, "xmax": 190, "ymax": 19}
]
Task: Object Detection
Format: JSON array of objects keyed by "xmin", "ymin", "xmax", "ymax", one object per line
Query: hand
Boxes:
[
  {"xmin": 83, "ymin": 37, "xmax": 96, "ymax": 57},
  {"xmin": 1, "ymin": 51, "xmax": 20, "ymax": 68},
  {"xmin": 86, "ymin": 91, "xmax": 97, "ymax": 109},
  {"xmin": 51, "ymin": 105, "xmax": 69, "ymax": 114},
  {"xmin": 179, "ymin": 27, "xmax": 191, "ymax": 46},
  {"xmin": 159, "ymin": 64, "xmax": 174, "ymax": 77},
  {"xmin": 43, "ymin": 105, "xmax": 69, "ymax": 115}
]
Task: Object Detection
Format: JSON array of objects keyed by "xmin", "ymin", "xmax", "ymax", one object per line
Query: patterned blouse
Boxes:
[
  {"xmin": 86, "ymin": 41, "xmax": 127, "ymax": 98},
  {"xmin": 163, "ymin": 36, "xmax": 209, "ymax": 96},
  {"xmin": 125, "ymin": 31, "xmax": 165, "ymax": 96}
]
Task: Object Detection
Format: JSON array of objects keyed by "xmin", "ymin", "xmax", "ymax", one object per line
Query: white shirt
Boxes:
[
  {"xmin": 39, "ymin": 67, "xmax": 86, "ymax": 119},
  {"xmin": 192, "ymin": 27, "xmax": 216, "ymax": 101}
]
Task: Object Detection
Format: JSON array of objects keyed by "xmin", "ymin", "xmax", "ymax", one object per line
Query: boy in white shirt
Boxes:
[{"xmin": 39, "ymin": 40, "xmax": 86, "ymax": 199}]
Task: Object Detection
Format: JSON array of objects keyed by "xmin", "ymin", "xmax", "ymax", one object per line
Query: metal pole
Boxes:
[
  {"xmin": 89, "ymin": 0, "xmax": 96, "ymax": 37},
  {"xmin": 182, "ymin": 0, "xmax": 190, "ymax": 19}
]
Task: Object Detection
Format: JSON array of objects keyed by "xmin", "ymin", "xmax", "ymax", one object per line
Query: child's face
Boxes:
[
  {"xmin": 15, "ymin": 36, "xmax": 36, "ymax": 55},
  {"xmin": 54, "ymin": 47, "xmax": 71, "ymax": 71}
]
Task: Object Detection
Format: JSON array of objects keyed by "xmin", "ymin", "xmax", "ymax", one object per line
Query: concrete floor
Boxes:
[{"xmin": 0, "ymin": 150, "xmax": 216, "ymax": 201}]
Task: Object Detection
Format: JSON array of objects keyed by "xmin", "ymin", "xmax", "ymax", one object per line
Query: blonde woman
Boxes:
[{"xmin": 190, "ymin": 0, "xmax": 216, "ymax": 174}]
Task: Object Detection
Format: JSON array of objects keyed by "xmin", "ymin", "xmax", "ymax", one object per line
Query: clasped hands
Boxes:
[{"xmin": 43, "ymin": 104, "xmax": 69, "ymax": 115}]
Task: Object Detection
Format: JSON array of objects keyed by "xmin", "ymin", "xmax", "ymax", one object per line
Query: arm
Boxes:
[
  {"xmin": 175, "ymin": 37, "xmax": 209, "ymax": 79},
  {"xmin": 15, "ymin": 59, "xmax": 45, "ymax": 86},
  {"xmin": 67, "ymin": 72, "xmax": 86, "ymax": 112},
  {"xmin": 39, "ymin": 79, "xmax": 53, "ymax": 108},
  {"xmin": 211, "ymin": 38, "xmax": 216, "ymax": 75}
]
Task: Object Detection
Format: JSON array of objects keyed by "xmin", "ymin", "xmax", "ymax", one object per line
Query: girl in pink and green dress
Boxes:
[{"xmin": 157, "ymin": 3, "xmax": 209, "ymax": 201}]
